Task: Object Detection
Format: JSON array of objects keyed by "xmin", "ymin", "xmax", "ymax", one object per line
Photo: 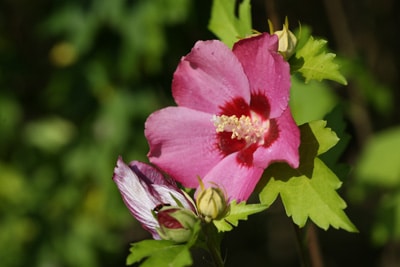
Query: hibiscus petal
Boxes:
[
  {"xmin": 198, "ymin": 153, "xmax": 265, "ymax": 202},
  {"xmin": 113, "ymin": 157, "xmax": 160, "ymax": 238},
  {"xmin": 172, "ymin": 40, "xmax": 251, "ymax": 114},
  {"xmin": 253, "ymin": 108, "xmax": 300, "ymax": 169},
  {"xmin": 233, "ymin": 33, "xmax": 291, "ymax": 118},
  {"xmin": 145, "ymin": 106, "xmax": 223, "ymax": 187},
  {"xmin": 152, "ymin": 184, "xmax": 194, "ymax": 211},
  {"xmin": 128, "ymin": 160, "xmax": 170, "ymax": 186}
]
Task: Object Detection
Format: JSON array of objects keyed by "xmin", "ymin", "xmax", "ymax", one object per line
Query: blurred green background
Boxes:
[{"xmin": 0, "ymin": 0, "xmax": 399, "ymax": 266}]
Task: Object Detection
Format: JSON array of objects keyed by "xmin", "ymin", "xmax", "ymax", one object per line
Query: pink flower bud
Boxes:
[{"xmin": 156, "ymin": 207, "xmax": 198, "ymax": 243}]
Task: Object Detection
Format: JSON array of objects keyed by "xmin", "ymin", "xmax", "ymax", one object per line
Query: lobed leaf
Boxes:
[
  {"xmin": 126, "ymin": 220, "xmax": 201, "ymax": 266},
  {"xmin": 308, "ymin": 120, "xmax": 340, "ymax": 156},
  {"xmin": 127, "ymin": 240, "xmax": 192, "ymax": 267},
  {"xmin": 260, "ymin": 158, "xmax": 357, "ymax": 232},
  {"xmin": 294, "ymin": 36, "xmax": 347, "ymax": 85},
  {"xmin": 213, "ymin": 200, "xmax": 268, "ymax": 232},
  {"xmin": 259, "ymin": 122, "xmax": 357, "ymax": 232}
]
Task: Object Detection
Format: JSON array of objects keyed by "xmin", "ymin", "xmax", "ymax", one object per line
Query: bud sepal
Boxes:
[
  {"xmin": 195, "ymin": 179, "xmax": 230, "ymax": 223},
  {"xmin": 155, "ymin": 206, "xmax": 199, "ymax": 243},
  {"xmin": 269, "ymin": 17, "xmax": 298, "ymax": 60}
]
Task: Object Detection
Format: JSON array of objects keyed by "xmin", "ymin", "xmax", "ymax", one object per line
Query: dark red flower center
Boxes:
[{"xmin": 214, "ymin": 94, "xmax": 279, "ymax": 166}]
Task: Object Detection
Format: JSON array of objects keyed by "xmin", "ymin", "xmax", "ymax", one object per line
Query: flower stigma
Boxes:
[{"xmin": 212, "ymin": 113, "xmax": 270, "ymax": 145}]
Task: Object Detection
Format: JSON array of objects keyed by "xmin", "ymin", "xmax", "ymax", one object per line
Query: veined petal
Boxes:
[
  {"xmin": 145, "ymin": 106, "xmax": 223, "ymax": 187},
  {"xmin": 113, "ymin": 157, "xmax": 160, "ymax": 238},
  {"xmin": 127, "ymin": 160, "xmax": 170, "ymax": 186},
  {"xmin": 172, "ymin": 40, "xmax": 251, "ymax": 114},
  {"xmin": 233, "ymin": 33, "xmax": 291, "ymax": 118},
  {"xmin": 253, "ymin": 108, "xmax": 300, "ymax": 169},
  {"xmin": 198, "ymin": 153, "xmax": 265, "ymax": 202},
  {"xmin": 152, "ymin": 184, "xmax": 195, "ymax": 211}
]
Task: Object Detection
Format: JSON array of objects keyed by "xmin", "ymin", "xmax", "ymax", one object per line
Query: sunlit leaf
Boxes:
[
  {"xmin": 308, "ymin": 120, "xmax": 339, "ymax": 156},
  {"xmin": 213, "ymin": 200, "xmax": 268, "ymax": 232},
  {"xmin": 294, "ymin": 36, "xmax": 347, "ymax": 85},
  {"xmin": 259, "ymin": 122, "xmax": 357, "ymax": 232},
  {"xmin": 127, "ymin": 220, "xmax": 200, "ymax": 266},
  {"xmin": 260, "ymin": 158, "xmax": 357, "ymax": 232},
  {"xmin": 127, "ymin": 240, "xmax": 192, "ymax": 267},
  {"xmin": 208, "ymin": 0, "xmax": 252, "ymax": 47}
]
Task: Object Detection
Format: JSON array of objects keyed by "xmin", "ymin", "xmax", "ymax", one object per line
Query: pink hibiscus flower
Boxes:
[{"xmin": 145, "ymin": 33, "xmax": 300, "ymax": 202}]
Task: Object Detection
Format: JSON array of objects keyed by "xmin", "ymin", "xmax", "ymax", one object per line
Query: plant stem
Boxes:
[
  {"xmin": 293, "ymin": 222, "xmax": 311, "ymax": 267},
  {"xmin": 308, "ymin": 224, "xmax": 324, "ymax": 267},
  {"xmin": 204, "ymin": 223, "xmax": 225, "ymax": 267},
  {"xmin": 293, "ymin": 222, "xmax": 324, "ymax": 267}
]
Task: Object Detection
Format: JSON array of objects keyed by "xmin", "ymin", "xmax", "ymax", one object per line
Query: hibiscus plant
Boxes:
[{"xmin": 112, "ymin": 0, "xmax": 357, "ymax": 266}]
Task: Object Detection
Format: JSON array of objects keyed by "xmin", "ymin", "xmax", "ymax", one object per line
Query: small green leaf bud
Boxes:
[
  {"xmin": 196, "ymin": 186, "xmax": 229, "ymax": 223},
  {"xmin": 156, "ymin": 207, "xmax": 198, "ymax": 243}
]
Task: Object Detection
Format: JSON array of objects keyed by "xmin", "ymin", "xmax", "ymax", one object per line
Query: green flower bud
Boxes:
[
  {"xmin": 196, "ymin": 186, "xmax": 229, "ymax": 223},
  {"xmin": 271, "ymin": 18, "xmax": 297, "ymax": 59},
  {"xmin": 156, "ymin": 207, "xmax": 198, "ymax": 243}
]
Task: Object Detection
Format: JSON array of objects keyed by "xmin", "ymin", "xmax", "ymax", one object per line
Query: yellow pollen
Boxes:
[{"xmin": 212, "ymin": 114, "xmax": 268, "ymax": 144}]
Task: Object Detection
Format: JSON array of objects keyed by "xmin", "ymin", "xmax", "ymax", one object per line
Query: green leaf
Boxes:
[
  {"xmin": 259, "ymin": 122, "xmax": 357, "ymax": 232},
  {"xmin": 213, "ymin": 200, "xmax": 268, "ymax": 232},
  {"xmin": 127, "ymin": 240, "xmax": 192, "ymax": 267},
  {"xmin": 126, "ymin": 220, "xmax": 201, "ymax": 266},
  {"xmin": 293, "ymin": 25, "xmax": 312, "ymax": 52},
  {"xmin": 320, "ymin": 105, "xmax": 351, "ymax": 180},
  {"xmin": 260, "ymin": 159, "xmax": 356, "ymax": 232},
  {"xmin": 289, "ymin": 75, "xmax": 338, "ymax": 125},
  {"xmin": 308, "ymin": 120, "xmax": 340, "ymax": 156},
  {"xmin": 355, "ymin": 126, "xmax": 400, "ymax": 187},
  {"xmin": 208, "ymin": 0, "xmax": 252, "ymax": 48},
  {"xmin": 294, "ymin": 36, "xmax": 347, "ymax": 85},
  {"xmin": 371, "ymin": 190, "xmax": 400, "ymax": 245}
]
